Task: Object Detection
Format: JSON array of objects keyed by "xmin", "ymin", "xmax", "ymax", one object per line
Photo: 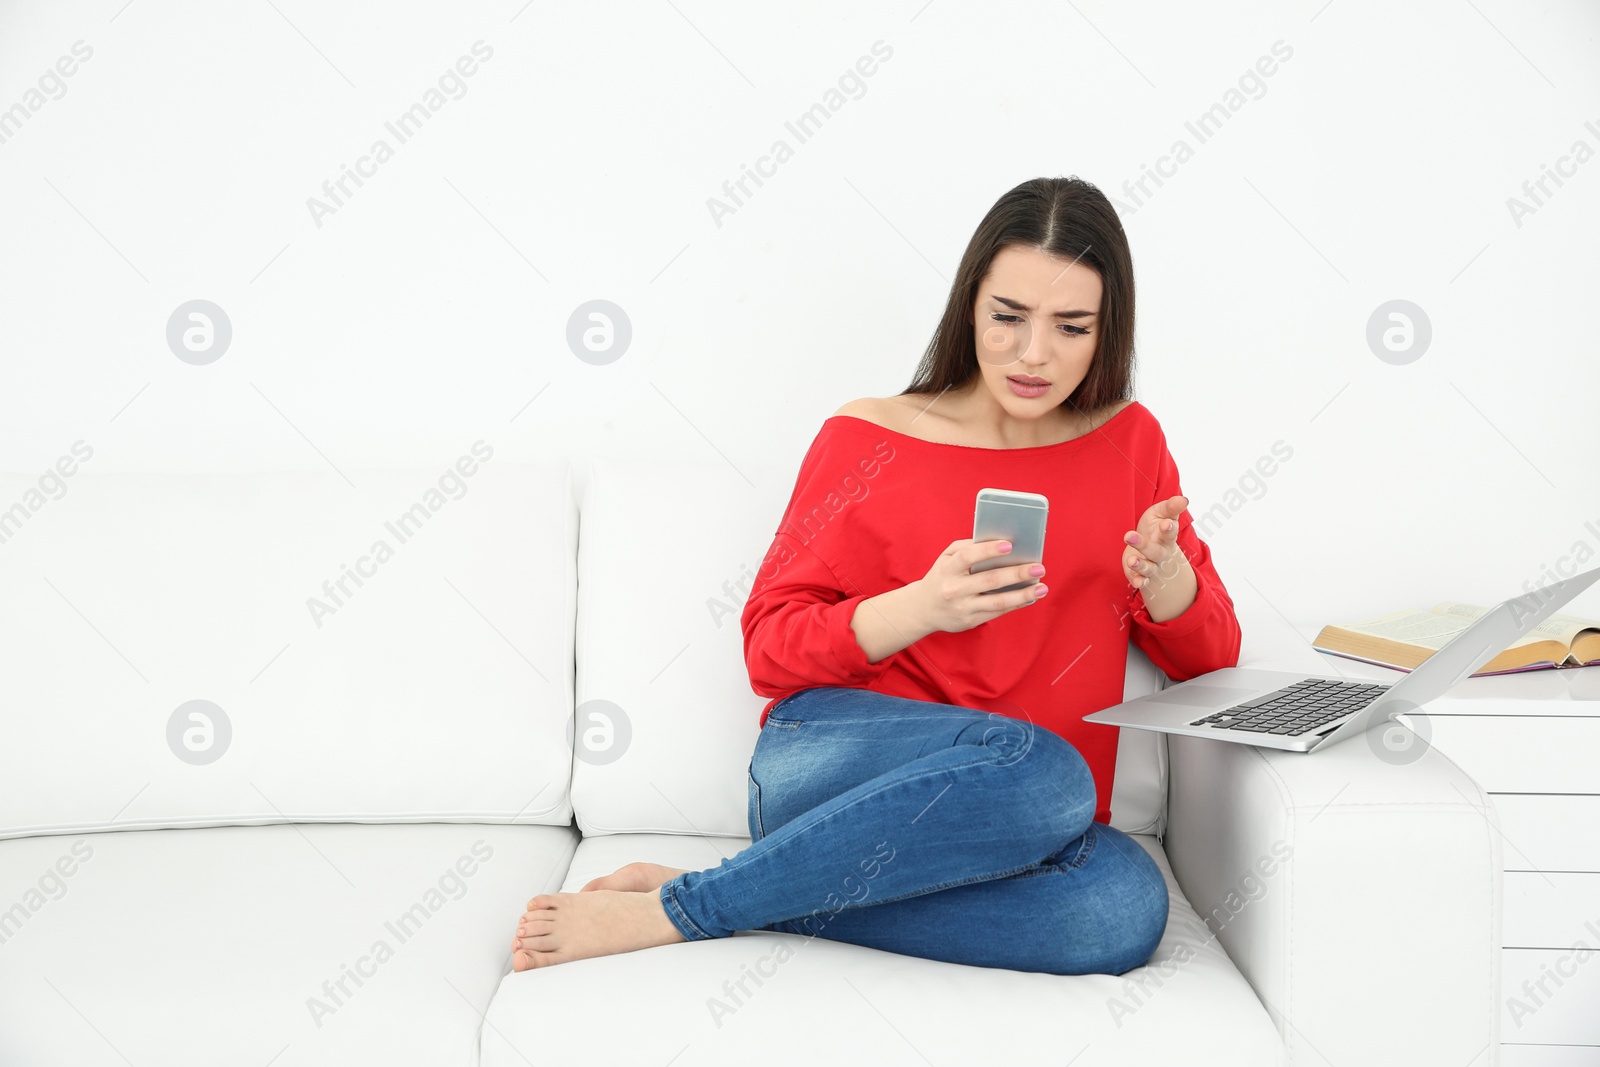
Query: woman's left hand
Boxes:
[{"xmin": 1121, "ymin": 495, "xmax": 1189, "ymax": 591}]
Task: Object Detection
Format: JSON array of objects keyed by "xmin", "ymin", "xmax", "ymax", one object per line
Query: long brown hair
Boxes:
[{"xmin": 899, "ymin": 176, "xmax": 1136, "ymax": 415}]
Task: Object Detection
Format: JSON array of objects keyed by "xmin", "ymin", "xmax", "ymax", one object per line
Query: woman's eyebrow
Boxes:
[{"xmin": 990, "ymin": 294, "xmax": 1096, "ymax": 319}]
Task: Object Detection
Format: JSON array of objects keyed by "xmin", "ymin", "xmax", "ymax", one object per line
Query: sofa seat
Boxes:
[
  {"xmin": 480, "ymin": 830, "xmax": 1284, "ymax": 1067},
  {"xmin": 0, "ymin": 823, "xmax": 578, "ymax": 1067}
]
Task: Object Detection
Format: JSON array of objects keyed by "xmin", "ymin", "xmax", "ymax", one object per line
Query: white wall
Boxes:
[{"xmin": 2, "ymin": 0, "xmax": 1596, "ymax": 628}]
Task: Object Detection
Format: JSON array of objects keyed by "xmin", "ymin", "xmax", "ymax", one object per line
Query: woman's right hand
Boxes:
[{"xmin": 910, "ymin": 538, "xmax": 1048, "ymax": 634}]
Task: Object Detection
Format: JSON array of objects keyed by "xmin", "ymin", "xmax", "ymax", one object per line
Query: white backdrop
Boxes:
[{"xmin": 2, "ymin": 0, "xmax": 1596, "ymax": 630}]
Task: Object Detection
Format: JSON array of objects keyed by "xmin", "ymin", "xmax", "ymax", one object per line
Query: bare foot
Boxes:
[
  {"xmin": 578, "ymin": 861, "xmax": 690, "ymax": 894},
  {"xmin": 510, "ymin": 889, "xmax": 686, "ymax": 970}
]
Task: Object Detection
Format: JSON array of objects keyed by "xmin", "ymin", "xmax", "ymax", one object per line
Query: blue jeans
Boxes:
[{"xmin": 657, "ymin": 686, "xmax": 1169, "ymax": 975}]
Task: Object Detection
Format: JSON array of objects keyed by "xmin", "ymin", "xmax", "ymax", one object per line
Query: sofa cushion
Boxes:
[
  {"xmin": 480, "ymin": 830, "xmax": 1283, "ymax": 1066},
  {"xmin": 0, "ymin": 823, "xmax": 576, "ymax": 1066},
  {"xmin": 568, "ymin": 458, "xmax": 1170, "ymax": 839},
  {"xmin": 0, "ymin": 460, "xmax": 576, "ymax": 839}
]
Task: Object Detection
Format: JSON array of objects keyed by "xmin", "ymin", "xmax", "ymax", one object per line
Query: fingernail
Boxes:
[
  {"xmin": 1034, "ymin": 584, "xmax": 1049, "ymax": 597},
  {"xmin": 998, "ymin": 541, "xmax": 1012, "ymax": 553}
]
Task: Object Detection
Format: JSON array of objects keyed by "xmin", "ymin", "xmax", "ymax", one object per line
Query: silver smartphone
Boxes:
[{"xmin": 972, "ymin": 488, "xmax": 1048, "ymax": 595}]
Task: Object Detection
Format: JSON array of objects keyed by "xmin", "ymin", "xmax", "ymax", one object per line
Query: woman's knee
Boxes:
[{"xmin": 965, "ymin": 714, "xmax": 1096, "ymax": 825}]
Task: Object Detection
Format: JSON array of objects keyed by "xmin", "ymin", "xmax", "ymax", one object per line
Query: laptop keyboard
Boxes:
[{"xmin": 1189, "ymin": 678, "xmax": 1392, "ymax": 736}]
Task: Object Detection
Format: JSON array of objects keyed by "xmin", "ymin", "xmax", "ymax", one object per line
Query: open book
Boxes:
[{"xmin": 1313, "ymin": 602, "xmax": 1600, "ymax": 676}]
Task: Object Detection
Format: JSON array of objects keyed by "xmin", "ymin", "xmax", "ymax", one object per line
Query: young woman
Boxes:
[{"xmin": 510, "ymin": 176, "xmax": 1242, "ymax": 975}]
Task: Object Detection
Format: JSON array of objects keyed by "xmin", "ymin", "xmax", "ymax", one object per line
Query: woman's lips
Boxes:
[{"xmin": 1007, "ymin": 376, "xmax": 1049, "ymax": 397}]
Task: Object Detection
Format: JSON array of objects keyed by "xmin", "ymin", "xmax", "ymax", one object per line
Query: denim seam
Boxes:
[
  {"xmin": 1068, "ymin": 821, "xmax": 1098, "ymax": 868},
  {"xmin": 660, "ymin": 881, "xmax": 714, "ymax": 941},
  {"xmin": 751, "ymin": 774, "xmax": 767, "ymax": 839}
]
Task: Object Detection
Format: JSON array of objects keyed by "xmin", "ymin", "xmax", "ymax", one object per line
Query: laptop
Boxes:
[{"xmin": 1083, "ymin": 565, "xmax": 1600, "ymax": 753}]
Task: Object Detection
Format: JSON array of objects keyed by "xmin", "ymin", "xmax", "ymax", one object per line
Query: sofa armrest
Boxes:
[{"xmin": 1164, "ymin": 732, "xmax": 1502, "ymax": 1066}]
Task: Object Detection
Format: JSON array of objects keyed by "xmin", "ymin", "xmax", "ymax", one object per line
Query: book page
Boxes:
[
  {"xmin": 1424, "ymin": 602, "xmax": 1538, "ymax": 651},
  {"xmin": 1337, "ymin": 610, "xmax": 1472, "ymax": 650},
  {"xmin": 1531, "ymin": 611, "xmax": 1600, "ymax": 646},
  {"xmin": 1430, "ymin": 603, "xmax": 1599, "ymax": 648},
  {"xmin": 1430, "ymin": 602, "xmax": 1487, "ymax": 622}
]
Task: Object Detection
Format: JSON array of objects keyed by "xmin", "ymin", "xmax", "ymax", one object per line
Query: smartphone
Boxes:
[{"xmin": 972, "ymin": 488, "xmax": 1048, "ymax": 595}]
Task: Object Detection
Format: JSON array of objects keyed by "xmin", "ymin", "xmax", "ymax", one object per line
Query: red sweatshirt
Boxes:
[{"xmin": 739, "ymin": 401, "xmax": 1242, "ymax": 825}]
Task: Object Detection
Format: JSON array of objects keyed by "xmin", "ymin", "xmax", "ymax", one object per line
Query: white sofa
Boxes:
[{"xmin": 0, "ymin": 455, "xmax": 1501, "ymax": 1065}]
